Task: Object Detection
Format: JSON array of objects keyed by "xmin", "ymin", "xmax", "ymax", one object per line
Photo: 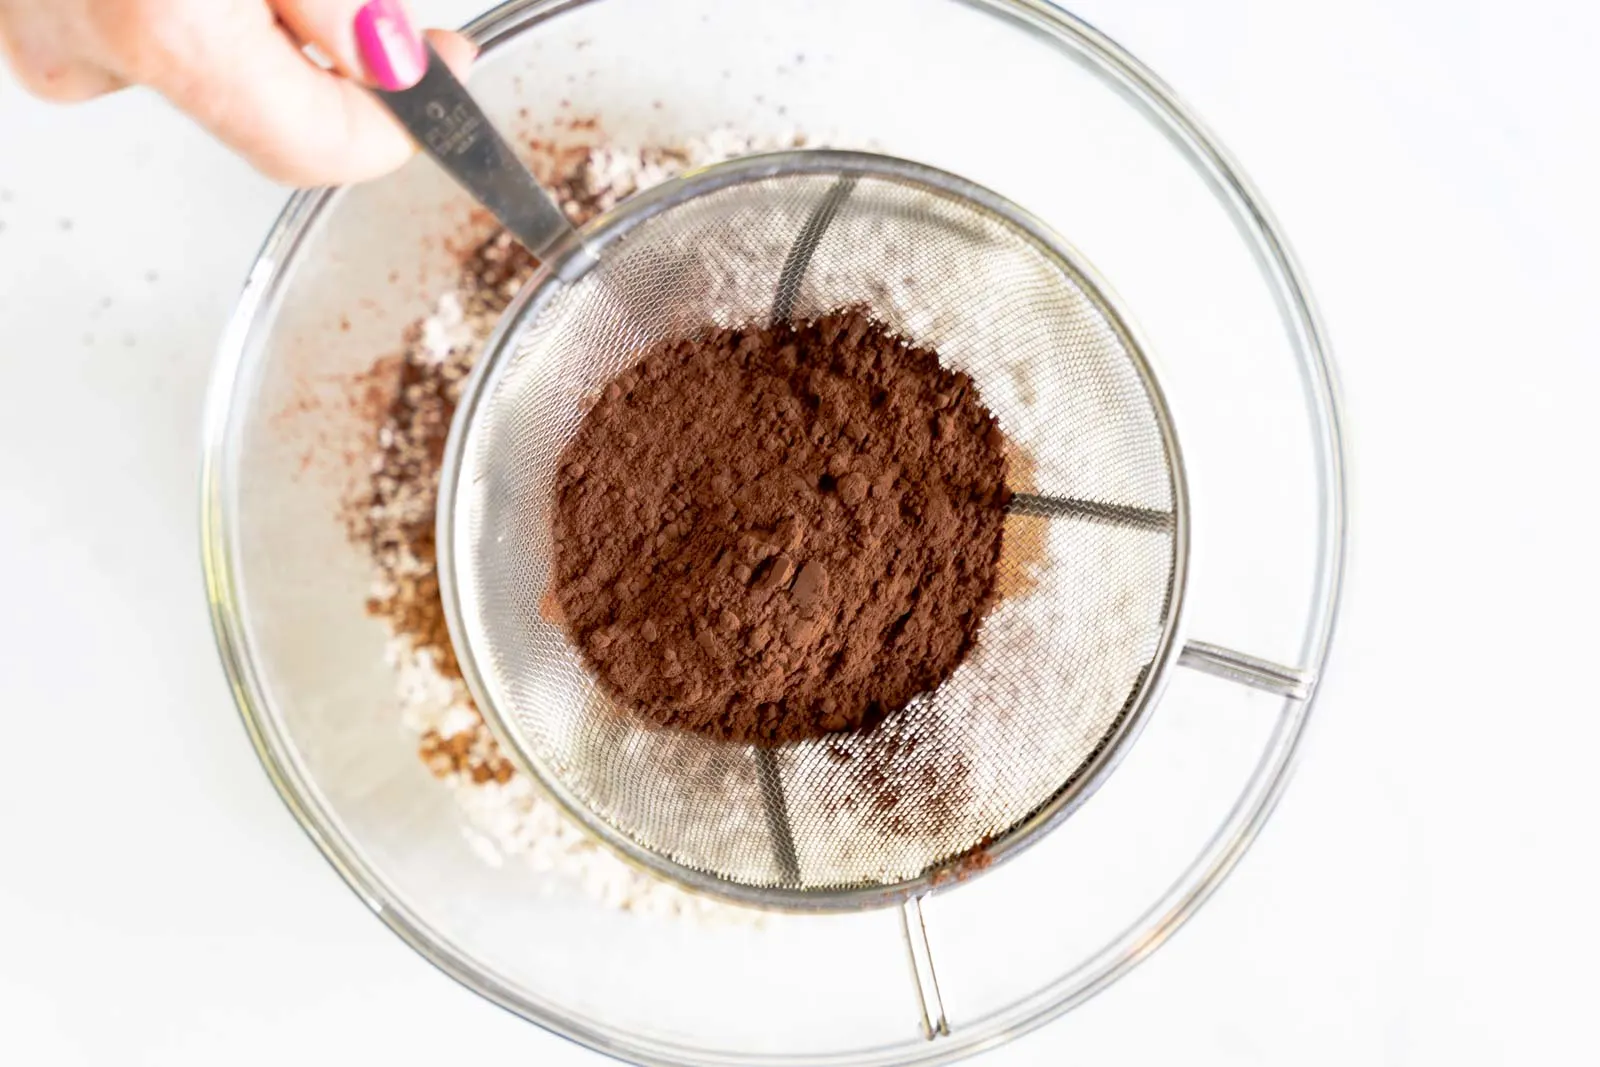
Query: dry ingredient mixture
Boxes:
[
  {"xmin": 552, "ymin": 311, "xmax": 1010, "ymax": 744},
  {"xmin": 352, "ymin": 123, "xmax": 802, "ymax": 918}
]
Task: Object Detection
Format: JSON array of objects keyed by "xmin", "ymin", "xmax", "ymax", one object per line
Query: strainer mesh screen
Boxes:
[{"xmin": 455, "ymin": 169, "xmax": 1178, "ymax": 895}]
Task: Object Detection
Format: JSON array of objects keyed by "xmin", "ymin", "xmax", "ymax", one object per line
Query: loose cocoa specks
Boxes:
[
  {"xmin": 552, "ymin": 309, "xmax": 1011, "ymax": 745},
  {"xmin": 359, "ymin": 235, "xmax": 537, "ymax": 700},
  {"xmin": 358, "ymin": 131, "xmax": 726, "ymax": 772},
  {"xmin": 348, "ymin": 124, "xmax": 801, "ymax": 921}
]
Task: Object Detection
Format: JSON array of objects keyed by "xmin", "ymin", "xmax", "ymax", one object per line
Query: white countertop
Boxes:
[{"xmin": 2, "ymin": 1, "xmax": 1596, "ymax": 1063}]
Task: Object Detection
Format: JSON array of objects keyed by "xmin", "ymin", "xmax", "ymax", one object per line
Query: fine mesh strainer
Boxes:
[
  {"xmin": 387, "ymin": 50, "xmax": 1186, "ymax": 910},
  {"xmin": 441, "ymin": 154, "xmax": 1189, "ymax": 910}
]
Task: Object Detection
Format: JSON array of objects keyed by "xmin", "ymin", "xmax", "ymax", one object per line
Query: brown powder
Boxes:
[
  {"xmin": 418, "ymin": 725, "xmax": 516, "ymax": 784},
  {"xmin": 994, "ymin": 447, "xmax": 1046, "ymax": 601},
  {"xmin": 552, "ymin": 309, "xmax": 1011, "ymax": 745},
  {"xmin": 359, "ymin": 231, "xmax": 538, "ymax": 686},
  {"xmin": 333, "ymin": 126, "xmax": 809, "ymax": 919},
  {"xmin": 355, "ymin": 128, "xmax": 651, "ymax": 686},
  {"xmin": 352, "ymin": 125, "xmax": 785, "ymax": 790}
]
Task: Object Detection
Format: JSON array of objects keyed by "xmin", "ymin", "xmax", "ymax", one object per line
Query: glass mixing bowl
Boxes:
[{"xmin": 201, "ymin": 1, "xmax": 1345, "ymax": 1063}]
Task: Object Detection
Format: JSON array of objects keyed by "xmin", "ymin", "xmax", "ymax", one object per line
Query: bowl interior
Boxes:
[{"xmin": 209, "ymin": 0, "xmax": 1339, "ymax": 1062}]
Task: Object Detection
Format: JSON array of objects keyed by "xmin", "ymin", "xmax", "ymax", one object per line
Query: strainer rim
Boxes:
[{"xmin": 436, "ymin": 148, "xmax": 1192, "ymax": 912}]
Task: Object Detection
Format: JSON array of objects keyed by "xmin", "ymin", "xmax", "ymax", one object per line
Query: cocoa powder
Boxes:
[
  {"xmin": 552, "ymin": 309, "xmax": 1011, "ymax": 745},
  {"xmin": 360, "ymin": 229, "xmax": 539, "ymax": 693},
  {"xmin": 341, "ymin": 124, "xmax": 811, "ymax": 920}
]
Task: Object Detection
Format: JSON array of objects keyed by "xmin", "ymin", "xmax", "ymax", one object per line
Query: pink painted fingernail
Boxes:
[{"xmin": 354, "ymin": 0, "xmax": 427, "ymax": 91}]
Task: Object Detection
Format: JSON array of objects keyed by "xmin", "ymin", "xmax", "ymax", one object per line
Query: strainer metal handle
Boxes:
[{"xmin": 375, "ymin": 45, "xmax": 580, "ymax": 262}]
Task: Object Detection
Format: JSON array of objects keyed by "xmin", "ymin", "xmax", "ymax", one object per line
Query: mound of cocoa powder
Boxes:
[{"xmin": 551, "ymin": 309, "xmax": 1010, "ymax": 745}]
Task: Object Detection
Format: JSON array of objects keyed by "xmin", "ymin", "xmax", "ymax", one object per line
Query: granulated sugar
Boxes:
[{"xmin": 356, "ymin": 123, "xmax": 799, "ymax": 921}]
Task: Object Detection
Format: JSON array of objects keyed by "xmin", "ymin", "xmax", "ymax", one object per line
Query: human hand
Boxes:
[{"xmin": 0, "ymin": 0, "xmax": 476, "ymax": 185}]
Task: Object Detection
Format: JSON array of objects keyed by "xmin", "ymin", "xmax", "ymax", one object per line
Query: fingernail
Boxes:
[{"xmin": 354, "ymin": 0, "xmax": 427, "ymax": 91}]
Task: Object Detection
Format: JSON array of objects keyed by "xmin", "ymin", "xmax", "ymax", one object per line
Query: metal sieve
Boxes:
[
  {"xmin": 385, "ymin": 49, "xmax": 1187, "ymax": 911},
  {"xmin": 437, "ymin": 150, "xmax": 1190, "ymax": 910}
]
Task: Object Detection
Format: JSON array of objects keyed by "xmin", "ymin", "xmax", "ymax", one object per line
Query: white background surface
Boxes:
[{"xmin": 2, "ymin": 0, "xmax": 1597, "ymax": 1063}]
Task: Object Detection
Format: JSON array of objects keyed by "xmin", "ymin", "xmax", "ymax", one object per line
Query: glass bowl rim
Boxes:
[{"xmin": 199, "ymin": 1, "xmax": 1348, "ymax": 1064}]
